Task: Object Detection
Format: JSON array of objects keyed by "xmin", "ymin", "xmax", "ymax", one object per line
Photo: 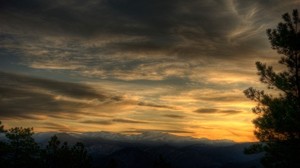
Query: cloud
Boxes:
[
  {"xmin": 137, "ymin": 102, "xmax": 175, "ymax": 109},
  {"xmin": 0, "ymin": 0, "xmax": 298, "ymax": 84},
  {"xmin": 194, "ymin": 108, "xmax": 217, "ymax": 113},
  {"xmin": 184, "ymin": 89, "xmax": 250, "ymax": 103},
  {"xmin": 42, "ymin": 122, "xmax": 72, "ymax": 132},
  {"xmin": 163, "ymin": 114, "xmax": 185, "ymax": 119},
  {"xmin": 194, "ymin": 108, "xmax": 242, "ymax": 114},
  {"xmin": 0, "ymin": 71, "xmax": 107, "ymax": 99},
  {"xmin": 80, "ymin": 120, "xmax": 113, "ymax": 125},
  {"xmin": 0, "ymin": 0, "xmax": 297, "ymax": 142},
  {"xmin": 112, "ymin": 119, "xmax": 148, "ymax": 124},
  {"xmin": 81, "ymin": 118, "xmax": 148, "ymax": 125},
  {"xmin": 0, "ymin": 71, "xmax": 122, "ymax": 119},
  {"xmin": 0, "ymin": 85, "xmax": 83, "ymax": 119},
  {"xmin": 220, "ymin": 110, "xmax": 243, "ymax": 114},
  {"xmin": 1, "ymin": 0, "xmax": 298, "ymax": 66}
]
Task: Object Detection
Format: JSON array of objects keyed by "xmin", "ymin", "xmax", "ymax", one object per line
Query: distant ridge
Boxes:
[{"xmin": 34, "ymin": 131, "xmax": 235, "ymax": 146}]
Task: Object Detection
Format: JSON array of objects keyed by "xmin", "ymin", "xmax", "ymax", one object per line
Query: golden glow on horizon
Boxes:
[
  {"xmin": 2, "ymin": 102, "xmax": 258, "ymax": 142},
  {"xmin": 3, "ymin": 119, "xmax": 257, "ymax": 142},
  {"xmin": 0, "ymin": 67, "xmax": 262, "ymax": 142}
]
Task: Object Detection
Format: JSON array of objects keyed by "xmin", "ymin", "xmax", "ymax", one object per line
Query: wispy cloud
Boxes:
[
  {"xmin": 112, "ymin": 119, "xmax": 148, "ymax": 124},
  {"xmin": 137, "ymin": 102, "xmax": 176, "ymax": 109},
  {"xmin": 0, "ymin": 71, "xmax": 122, "ymax": 119},
  {"xmin": 42, "ymin": 122, "xmax": 72, "ymax": 132},
  {"xmin": 163, "ymin": 114, "xmax": 185, "ymax": 119},
  {"xmin": 194, "ymin": 108, "xmax": 217, "ymax": 113},
  {"xmin": 81, "ymin": 118, "xmax": 148, "ymax": 125},
  {"xmin": 1, "ymin": 0, "xmax": 296, "ymax": 77},
  {"xmin": 80, "ymin": 120, "xmax": 113, "ymax": 126},
  {"xmin": 194, "ymin": 108, "xmax": 242, "ymax": 114}
]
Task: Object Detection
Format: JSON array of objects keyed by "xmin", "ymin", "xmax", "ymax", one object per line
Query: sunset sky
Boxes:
[{"xmin": 0, "ymin": 0, "xmax": 299, "ymax": 142}]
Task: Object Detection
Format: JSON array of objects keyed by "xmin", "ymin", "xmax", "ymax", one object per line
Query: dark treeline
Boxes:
[
  {"xmin": 0, "ymin": 121, "xmax": 92, "ymax": 168},
  {"xmin": 0, "ymin": 121, "xmax": 173, "ymax": 168}
]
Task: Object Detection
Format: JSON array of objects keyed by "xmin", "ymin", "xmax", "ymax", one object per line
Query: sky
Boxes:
[{"xmin": 0, "ymin": 0, "xmax": 299, "ymax": 142}]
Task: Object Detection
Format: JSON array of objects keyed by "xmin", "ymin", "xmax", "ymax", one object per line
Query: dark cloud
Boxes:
[
  {"xmin": 198, "ymin": 95, "xmax": 245, "ymax": 102},
  {"xmin": 220, "ymin": 110, "xmax": 243, "ymax": 114},
  {"xmin": 81, "ymin": 118, "xmax": 147, "ymax": 125},
  {"xmin": 137, "ymin": 102, "xmax": 175, "ymax": 109},
  {"xmin": 0, "ymin": 71, "xmax": 118, "ymax": 119},
  {"xmin": 81, "ymin": 120, "xmax": 113, "ymax": 125},
  {"xmin": 42, "ymin": 122, "xmax": 72, "ymax": 132},
  {"xmin": 0, "ymin": 85, "xmax": 85, "ymax": 119},
  {"xmin": 112, "ymin": 119, "xmax": 148, "ymax": 124},
  {"xmin": 194, "ymin": 108, "xmax": 242, "ymax": 114},
  {"xmin": 0, "ymin": 71, "xmax": 106, "ymax": 99},
  {"xmin": 1, "ymin": 0, "xmax": 298, "ymax": 62},
  {"xmin": 163, "ymin": 114, "xmax": 185, "ymax": 119},
  {"xmin": 194, "ymin": 108, "xmax": 217, "ymax": 113}
]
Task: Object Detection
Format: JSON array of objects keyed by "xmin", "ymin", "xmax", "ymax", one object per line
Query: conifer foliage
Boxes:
[
  {"xmin": 244, "ymin": 9, "xmax": 300, "ymax": 168},
  {"xmin": 0, "ymin": 122, "xmax": 91, "ymax": 168}
]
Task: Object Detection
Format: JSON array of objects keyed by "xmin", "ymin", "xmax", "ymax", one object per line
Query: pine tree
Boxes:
[
  {"xmin": 43, "ymin": 135, "xmax": 91, "ymax": 168},
  {"xmin": 244, "ymin": 9, "xmax": 300, "ymax": 168},
  {"xmin": 5, "ymin": 127, "xmax": 42, "ymax": 168}
]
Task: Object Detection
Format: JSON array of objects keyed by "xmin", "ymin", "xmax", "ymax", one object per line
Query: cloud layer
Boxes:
[
  {"xmin": 1, "ymin": 0, "xmax": 298, "ymax": 142},
  {"xmin": 0, "ymin": 71, "xmax": 118, "ymax": 119}
]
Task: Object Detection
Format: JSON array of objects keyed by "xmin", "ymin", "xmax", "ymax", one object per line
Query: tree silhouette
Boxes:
[
  {"xmin": 0, "ymin": 122, "xmax": 91, "ymax": 168},
  {"xmin": 70, "ymin": 142, "xmax": 91, "ymax": 168},
  {"xmin": 0, "ymin": 121, "xmax": 4, "ymax": 133},
  {"xmin": 42, "ymin": 135, "xmax": 91, "ymax": 168},
  {"xmin": 0, "ymin": 121, "xmax": 10, "ymax": 165},
  {"xmin": 43, "ymin": 135, "xmax": 62, "ymax": 168},
  {"xmin": 244, "ymin": 9, "xmax": 300, "ymax": 168},
  {"xmin": 155, "ymin": 155, "xmax": 172, "ymax": 168},
  {"xmin": 4, "ymin": 127, "xmax": 42, "ymax": 168},
  {"xmin": 106, "ymin": 158, "xmax": 118, "ymax": 168}
]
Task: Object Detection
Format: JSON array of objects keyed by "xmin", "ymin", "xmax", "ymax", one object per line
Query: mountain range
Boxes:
[{"xmin": 30, "ymin": 131, "xmax": 263, "ymax": 168}]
